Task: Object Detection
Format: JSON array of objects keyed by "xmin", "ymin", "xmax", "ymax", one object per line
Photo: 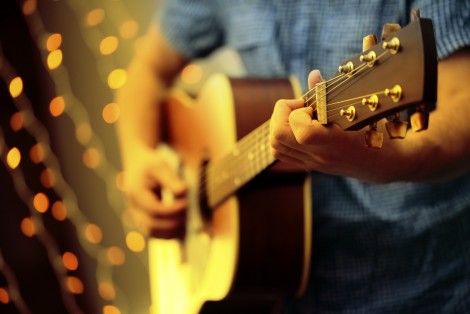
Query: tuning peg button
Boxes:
[
  {"xmin": 386, "ymin": 118, "xmax": 408, "ymax": 138},
  {"xmin": 364, "ymin": 123, "xmax": 383, "ymax": 148},
  {"xmin": 410, "ymin": 111, "xmax": 429, "ymax": 132}
]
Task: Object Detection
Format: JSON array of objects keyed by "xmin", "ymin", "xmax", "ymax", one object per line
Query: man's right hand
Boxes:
[{"xmin": 123, "ymin": 146, "xmax": 188, "ymax": 239}]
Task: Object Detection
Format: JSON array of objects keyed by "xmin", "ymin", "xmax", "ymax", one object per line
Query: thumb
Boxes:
[{"xmin": 308, "ymin": 70, "xmax": 324, "ymax": 89}]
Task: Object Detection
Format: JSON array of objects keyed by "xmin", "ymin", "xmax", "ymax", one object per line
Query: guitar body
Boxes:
[
  {"xmin": 149, "ymin": 75, "xmax": 312, "ymax": 314},
  {"xmin": 148, "ymin": 18, "xmax": 438, "ymax": 313}
]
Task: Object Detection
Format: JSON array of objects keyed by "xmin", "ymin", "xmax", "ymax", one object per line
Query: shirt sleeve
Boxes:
[
  {"xmin": 158, "ymin": 0, "xmax": 223, "ymax": 59},
  {"xmin": 413, "ymin": 0, "xmax": 470, "ymax": 59}
]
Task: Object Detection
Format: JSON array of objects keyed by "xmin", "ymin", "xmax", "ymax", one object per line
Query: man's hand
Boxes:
[
  {"xmin": 270, "ymin": 70, "xmax": 371, "ymax": 178},
  {"xmin": 270, "ymin": 48, "xmax": 470, "ymax": 184},
  {"xmin": 123, "ymin": 146, "xmax": 188, "ymax": 239}
]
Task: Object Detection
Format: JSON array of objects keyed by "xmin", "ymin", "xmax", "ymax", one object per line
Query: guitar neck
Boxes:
[{"xmin": 205, "ymin": 120, "xmax": 275, "ymax": 208}]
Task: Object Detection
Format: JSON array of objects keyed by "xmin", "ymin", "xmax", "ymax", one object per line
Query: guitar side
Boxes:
[{"xmin": 149, "ymin": 74, "xmax": 312, "ymax": 314}]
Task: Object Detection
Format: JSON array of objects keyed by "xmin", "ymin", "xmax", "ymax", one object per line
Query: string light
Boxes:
[{"xmin": 0, "ymin": 0, "xmax": 165, "ymax": 312}]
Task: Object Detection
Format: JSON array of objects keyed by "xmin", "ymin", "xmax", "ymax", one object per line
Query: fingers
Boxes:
[
  {"xmin": 148, "ymin": 159, "xmax": 187, "ymax": 197},
  {"xmin": 308, "ymin": 69, "xmax": 324, "ymax": 89},
  {"xmin": 288, "ymin": 107, "xmax": 333, "ymax": 145},
  {"xmin": 131, "ymin": 204, "xmax": 187, "ymax": 239}
]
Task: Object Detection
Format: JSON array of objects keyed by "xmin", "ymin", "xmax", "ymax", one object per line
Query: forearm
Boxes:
[
  {"xmin": 115, "ymin": 24, "xmax": 187, "ymax": 170},
  {"xmin": 116, "ymin": 57, "xmax": 166, "ymax": 169}
]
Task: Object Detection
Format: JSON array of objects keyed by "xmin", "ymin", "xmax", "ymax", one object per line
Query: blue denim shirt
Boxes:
[{"xmin": 160, "ymin": 1, "xmax": 470, "ymax": 312}]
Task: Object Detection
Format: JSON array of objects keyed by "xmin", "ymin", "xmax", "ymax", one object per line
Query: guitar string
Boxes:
[
  {"xmin": 198, "ymin": 49, "xmax": 394, "ymax": 204},
  {"xmin": 203, "ymin": 51, "xmax": 389, "ymax": 184},
  {"xmin": 201, "ymin": 50, "xmax": 392, "ymax": 203}
]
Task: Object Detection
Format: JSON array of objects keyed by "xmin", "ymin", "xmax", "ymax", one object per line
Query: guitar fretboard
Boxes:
[{"xmin": 205, "ymin": 120, "xmax": 275, "ymax": 208}]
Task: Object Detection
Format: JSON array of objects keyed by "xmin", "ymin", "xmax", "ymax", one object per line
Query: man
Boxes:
[{"xmin": 116, "ymin": 1, "xmax": 470, "ymax": 312}]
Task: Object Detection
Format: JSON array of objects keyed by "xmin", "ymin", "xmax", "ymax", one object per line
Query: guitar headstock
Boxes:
[{"xmin": 309, "ymin": 17, "xmax": 437, "ymax": 146}]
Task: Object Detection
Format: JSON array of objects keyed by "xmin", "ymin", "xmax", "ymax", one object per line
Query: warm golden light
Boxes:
[
  {"xmin": 126, "ymin": 231, "xmax": 146, "ymax": 253},
  {"xmin": 115, "ymin": 171, "xmax": 125, "ymax": 191},
  {"xmin": 121, "ymin": 209, "xmax": 136, "ymax": 229},
  {"xmin": 86, "ymin": 8, "xmax": 105, "ymax": 27},
  {"xmin": 47, "ymin": 50, "xmax": 63, "ymax": 70},
  {"xmin": 181, "ymin": 64, "xmax": 203, "ymax": 85},
  {"xmin": 9, "ymin": 77, "xmax": 23, "ymax": 98},
  {"xmin": 51, "ymin": 201, "xmax": 68, "ymax": 221},
  {"xmin": 62, "ymin": 252, "xmax": 79, "ymax": 271},
  {"xmin": 85, "ymin": 224, "xmax": 102, "ymax": 244},
  {"xmin": 10, "ymin": 112, "xmax": 24, "ymax": 131},
  {"xmin": 46, "ymin": 33, "xmax": 62, "ymax": 51},
  {"xmin": 22, "ymin": 0, "xmax": 37, "ymax": 16},
  {"xmin": 106, "ymin": 246, "xmax": 125, "ymax": 266},
  {"xmin": 66, "ymin": 276, "xmax": 84, "ymax": 294},
  {"xmin": 100, "ymin": 36, "xmax": 119, "ymax": 55},
  {"xmin": 29, "ymin": 143, "xmax": 45, "ymax": 164},
  {"xmin": 40, "ymin": 168, "xmax": 56, "ymax": 188},
  {"xmin": 119, "ymin": 20, "xmax": 139, "ymax": 39},
  {"xmin": 7, "ymin": 147, "xmax": 21, "ymax": 169},
  {"xmin": 83, "ymin": 148, "xmax": 101, "ymax": 169},
  {"xmin": 107, "ymin": 69, "xmax": 127, "ymax": 90},
  {"xmin": 102, "ymin": 103, "xmax": 120, "ymax": 124},
  {"xmin": 33, "ymin": 192, "xmax": 50, "ymax": 213},
  {"xmin": 75, "ymin": 123, "xmax": 92, "ymax": 145},
  {"xmin": 103, "ymin": 305, "xmax": 121, "ymax": 314},
  {"xmin": 98, "ymin": 282, "xmax": 116, "ymax": 301},
  {"xmin": 0, "ymin": 287, "xmax": 9, "ymax": 304},
  {"xmin": 49, "ymin": 96, "xmax": 65, "ymax": 117},
  {"xmin": 20, "ymin": 217, "xmax": 36, "ymax": 237}
]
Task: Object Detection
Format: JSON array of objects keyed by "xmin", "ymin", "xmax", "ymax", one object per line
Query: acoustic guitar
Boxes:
[{"xmin": 148, "ymin": 17, "xmax": 437, "ymax": 314}]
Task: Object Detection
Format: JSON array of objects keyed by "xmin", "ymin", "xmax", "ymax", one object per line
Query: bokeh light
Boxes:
[
  {"xmin": 85, "ymin": 8, "xmax": 105, "ymax": 27},
  {"xmin": 100, "ymin": 36, "xmax": 119, "ymax": 55},
  {"xmin": 49, "ymin": 96, "xmax": 66, "ymax": 117},
  {"xmin": 107, "ymin": 69, "xmax": 127, "ymax": 89},
  {"xmin": 51, "ymin": 201, "xmax": 68, "ymax": 221},
  {"xmin": 126, "ymin": 231, "xmax": 145, "ymax": 253},
  {"xmin": 85, "ymin": 224, "xmax": 103, "ymax": 244},
  {"xmin": 102, "ymin": 103, "xmax": 120, "ymax": 124},
  {"xmin": 9, "ymin": 77, "xmax": 23, "ymax": 98},
  {"xmin": 75, "ymin": 123, "xmax": 92, "ymax": 145},
  {"xmin": 20, "ymin": 217, "xmax": 36, "ymax": 237},
  {"xmin": 47, "ymin": 49, "xmax": 63, "ymax": 70},
  {"xmin": 103, "ymin": 305, "xmax": 121, "ymax": 314},
  {"xmin": 83, "ymin": 148, "xmax": 102, "ymax": 169},
  {"xmin": 6, "ymin": 147, "xmax": 21, "ymax": 169},
  {"xmin": 0, "ymin": 287, "xmax": 10, "ymax": 304},
  {"xmin": 33, "ymin": 192, "xmax": 50, "ymax": 213},
  {"xmin": 98, "ymin": 282, "xmax": 116, "ymax": 301},
  {"xmin": 10, "ymin": 112, "xmax": 24, "ymax": 131},
  {"xmin": 29, "ymin": 143, "xmax": 45, "ymax": 164},
  {"xmin": 40, "ymin": 168, "xmax": 56, "ymax": 188},
  {"xmin": 106, "ymin": 246, "xmax": 125, "ymax": 266},
  {"xmin": 46, "ymin": 33, "xmax": 62, "ymax": 51},
  {"xmin": 119, "ymin": 20, "xmax": 139, "ymax": 39},
  {"xmin": 62, "ymin": 252, "xmax": 79, "ymax": 271},
  {"xmin": 66, "ymin": 276, "xmax": 84, "ymax": 294}
]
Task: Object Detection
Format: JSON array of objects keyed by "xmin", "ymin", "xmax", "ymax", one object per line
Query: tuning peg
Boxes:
[
  {"xmin": 385, "ymin": 113, "xmax": 408, "ymax": 138},
  {"xmin": 381, "ymin": 23, "xmax": 401, "ymax": 40},
  {"xmin": 362, "ymin": 34, "xmax": 377, "ymax": 51},
  {"xmin": 364, "ymin": 122, "xmax": 383, "ymax": 148},
  {"xmin": 410, "ymin": 8, "xmax": 421, "ymax": 21},
  {"xmin": 410, "ymin": 104, "xmax": 429, "ymax": 132},
  {"xmin": 361, "ymin": 35, "xmax": 383, "ymax": 149}
]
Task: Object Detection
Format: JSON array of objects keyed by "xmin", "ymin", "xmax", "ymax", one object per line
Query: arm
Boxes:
[
  {"xmin": 270, "ymin": 48, "xmax": 470, "ymax": 183},
  {"xmin": 116, "ymin": 24, "xmax": 189, "ymax": 238}
]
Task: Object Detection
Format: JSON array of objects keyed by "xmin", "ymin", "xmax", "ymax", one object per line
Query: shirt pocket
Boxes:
[{"xmin": 223, "ymin": 5, "xmax": 284, "ymax": 76}]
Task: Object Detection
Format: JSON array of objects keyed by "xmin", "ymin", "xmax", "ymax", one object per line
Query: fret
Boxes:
[{"xmin": 206, "ymin": 120, "xmax": 275, "ymax": 208}]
